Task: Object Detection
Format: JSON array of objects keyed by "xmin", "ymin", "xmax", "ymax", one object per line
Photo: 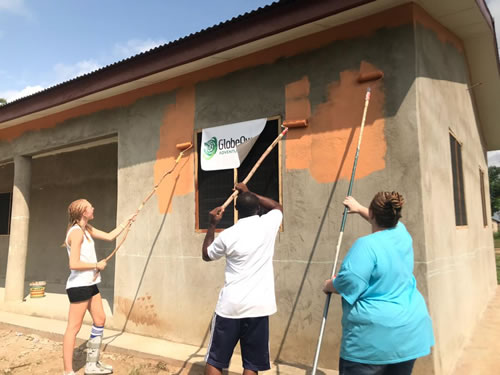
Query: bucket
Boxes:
[{"xmin": 29, "ymin": 281, "xmax": 46, "ymax": 298}]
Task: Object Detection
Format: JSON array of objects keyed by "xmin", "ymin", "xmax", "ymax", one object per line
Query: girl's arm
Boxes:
[
  {"xmin": 90, "ymin": 214, "xmax": 136, "ymax": 242},
  {"xmin": 68, "ymin": 230, "xmax": 105, "ymax": 271}
]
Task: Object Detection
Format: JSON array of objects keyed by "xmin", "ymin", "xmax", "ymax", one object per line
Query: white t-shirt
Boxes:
[
  {"xmin": 207, "ymin": 209, "xmax": 283, "ymax": 318},
  {"xmin": 65, "ymin": 225, "xmax": 101, "ymax": 289}
]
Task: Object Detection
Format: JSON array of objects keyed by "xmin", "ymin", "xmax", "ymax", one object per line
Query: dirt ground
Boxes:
[{"xmin": 0, "ymin": 326, "xmax": 203, "ymax": 375}]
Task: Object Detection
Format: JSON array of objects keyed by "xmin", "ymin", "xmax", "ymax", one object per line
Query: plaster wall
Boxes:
[{"xmin": 414, "ymin": 24, "xmax": 497, "ymax": 375}]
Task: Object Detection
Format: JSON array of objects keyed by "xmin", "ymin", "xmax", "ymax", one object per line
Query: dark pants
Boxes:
[{"xmin": 339, "ymin": 358, "xmax": 416, "ymax": 375}]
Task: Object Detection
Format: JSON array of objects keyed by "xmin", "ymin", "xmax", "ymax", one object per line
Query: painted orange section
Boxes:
[
  {"xmin": 154, "ymin": 86, "xmax": 195, "ymax": 213},
  {"xmin": 0, "ymin": 4, "xmax": 416, "ymax": 142},
  {"xmin": 285, "ymin": 61, "xmax": 386, "ymax": 183}
]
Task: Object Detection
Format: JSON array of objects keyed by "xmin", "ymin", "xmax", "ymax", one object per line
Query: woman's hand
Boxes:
[
  {"xmin": 343, "ymin": 196, "xmax": 363, "ymax": 214},
  {"xmin": 96, "ymin": 259, "xmax": 107, "ymax": 271},
  {"xmin": 323, "ymin": 278, "xmax": 335, "ymax": 294}
]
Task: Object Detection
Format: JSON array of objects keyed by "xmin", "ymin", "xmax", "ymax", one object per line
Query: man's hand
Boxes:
[
  {"xmin": 209, "ymin": 207, "xmax": 224, "ymax": 226},
  {"xmin": 234, "ymin": 183, "xmax": 249, "ymax": 194},
  {"xmin": 322, "ymin": 278, "xmax": 336, "ymax": 294}
]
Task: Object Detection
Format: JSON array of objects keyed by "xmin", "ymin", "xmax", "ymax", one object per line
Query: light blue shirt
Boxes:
[{"xmin": 333, "ymin": 222, "xmax": 434, "ymax": 364}]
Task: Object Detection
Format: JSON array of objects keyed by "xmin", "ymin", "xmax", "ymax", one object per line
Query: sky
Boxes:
[{"xmin": 0, "ymin": 0, "xmax": 499, "ymax": 165}]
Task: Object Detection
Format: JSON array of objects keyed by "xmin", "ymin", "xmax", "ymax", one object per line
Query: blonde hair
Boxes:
[
  {"xmin": 369, "ymin": 191, "xmax": 405, "ymax": 228},
  {"xmin": 66, "ymin": 199, "xmax": 93, "ymax": 241}
]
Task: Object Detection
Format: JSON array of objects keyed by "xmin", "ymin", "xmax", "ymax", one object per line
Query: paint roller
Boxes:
[
  {"xmin": 219, "ymin": 119, "xmax": 308, "ymax": 210},
  {"xmin": 358, "ymin": 70, "xmax": 384, "ymax": 83},
  {"xmin": 99, "ymin": 140, "xmax": 193, "ymax": 267}
]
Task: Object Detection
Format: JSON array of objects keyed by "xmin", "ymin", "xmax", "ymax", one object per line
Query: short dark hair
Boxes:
[
  {"xmin": 236, "ymin": 192, "xmax": 260, "ymax": 217},
  {"xmin": 369, "ymin": 191, "xmax": 405, "ymax": 228}
]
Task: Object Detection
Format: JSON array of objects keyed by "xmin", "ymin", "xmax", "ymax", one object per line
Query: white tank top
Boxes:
[{"xmin": 65, "ymin": 225, "xmax": 101, "ymax": 289}]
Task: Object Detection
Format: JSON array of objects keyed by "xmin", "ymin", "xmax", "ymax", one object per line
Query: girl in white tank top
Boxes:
[
  {"xmin": 65, "ymin": 224, "xmax": 101, "ymax": 288},
  {"xmin": 62, "ymin": 199, "xmax": 135, "ymax": 375}
]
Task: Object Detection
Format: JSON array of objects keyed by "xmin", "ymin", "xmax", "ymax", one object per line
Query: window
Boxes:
[
  {"xmin": 196, "ymin": 119, "xmax": 281, "ymax": 230},
  {"xmin": 0, "ymin": 192, "xmax": 12, "ymax": 235},
  {"xmin": 449, "ymin": 133, "xmax": 467, "ymax": 226},
  {"xmin": 480, "ymin": 168, "xmax": 488, "ymax": 227}
]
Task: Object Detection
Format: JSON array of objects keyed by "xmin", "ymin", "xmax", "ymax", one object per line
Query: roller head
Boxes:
[
  {"xmin": 176, "ymin": 142, "xmax": 193, "ymax": 151},
  {"xmin": 282, "ymin": 119, "xmax": 308, "ymax": 128},
  {"xmin": 358, "ymin": 70, "xmax": 384, "ymax": 83}
]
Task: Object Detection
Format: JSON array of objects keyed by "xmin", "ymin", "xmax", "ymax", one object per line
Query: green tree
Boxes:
[
  {"xmin": 489, "ymin": 166, "xmax": 500, "ymax": 215},
  {"xmin": 0, "ymin": 98, "xmax": 6, "ymax": 105}
]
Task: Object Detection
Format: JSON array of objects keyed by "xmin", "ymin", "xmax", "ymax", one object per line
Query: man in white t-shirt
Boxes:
[{"xmin": 202, "ymin": 183, "xmax": 283, "ymax": 375}]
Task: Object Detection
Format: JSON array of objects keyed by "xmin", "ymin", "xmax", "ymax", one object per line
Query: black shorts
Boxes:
[
  {"xmin": 66, "ymin": 284, "xmax": 99, "ymax": 303},
  {"xmin": 205, "ymin": 314, "xmax": 270, "ymax": 371},
  {"xmin": 339, "ymin": 358, "xmax": 416, "ymax": 375}
]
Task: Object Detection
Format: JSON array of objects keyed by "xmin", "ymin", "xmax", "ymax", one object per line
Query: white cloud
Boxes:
[
  {"xmin": 113, "ymin": 39, "xmax": 166, "ymax": 59},
  {"xmin": 0, "ymin": 0, "xmax": 31, "ymax": 17},
  {"xmin": 53, "ymin": 60, "xmax": 101, "ymax": 82},
  {"xmin": 488, "ymin": 150, "xmax": 500, "ymax": 166},
  {"xmin": 0, "ymin": 85, "xmax": 44, "ymax": 102}
]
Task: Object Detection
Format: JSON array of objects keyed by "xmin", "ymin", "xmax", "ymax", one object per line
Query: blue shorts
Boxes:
[{"xmin": 205, "ymin": 314, "xmax": 270, "ymax": 371}]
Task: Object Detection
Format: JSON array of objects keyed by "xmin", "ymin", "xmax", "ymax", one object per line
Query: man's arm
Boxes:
[
  {"xmin": 202, "ymin": 207, "xmax": 224, "ymax": 262},
  {"xmin": 234, "ymin": 183, "xmax": 283, "ymax": 212}
]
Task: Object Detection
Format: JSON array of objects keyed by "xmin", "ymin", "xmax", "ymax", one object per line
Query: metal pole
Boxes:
[{"xmin": 311, "ymin": 88, "xmax": 371, "ymax": 375}]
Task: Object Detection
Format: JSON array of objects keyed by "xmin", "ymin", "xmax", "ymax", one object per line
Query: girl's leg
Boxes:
[
  {"xmin": 88, "ymin": 293, "xmax": 106, "ymax": 327},
  {"xmin": 85, "ymin": 293, "xmax": 112, "ymax": 373},
  {"xmin": 63, "ymin": 300, "xmax": 90, "ymax": 372}
]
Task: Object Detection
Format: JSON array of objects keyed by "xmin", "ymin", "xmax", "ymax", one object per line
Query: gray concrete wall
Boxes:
[{"xmin": 414, "ymin": 24, "xmax": 497, "ymax": 375}]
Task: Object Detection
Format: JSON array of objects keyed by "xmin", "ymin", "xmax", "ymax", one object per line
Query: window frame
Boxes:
[
  {"xmin": 449, "ymin": 131, "xmax": 467, "ymax": 227},
  {"xmin": 194, "ymin": 116, "xmax": 283, "ymax": 233}
]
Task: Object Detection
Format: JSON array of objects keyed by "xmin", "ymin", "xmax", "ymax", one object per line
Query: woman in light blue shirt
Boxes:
[{"xmin": 323, "ymin": 192, "xmax": 434, "ymax": 375}]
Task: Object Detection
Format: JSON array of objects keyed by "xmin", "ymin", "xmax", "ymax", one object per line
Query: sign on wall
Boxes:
[{"xmin": 201, "ymin": 118, "xmax": 267, "ymax": 171}]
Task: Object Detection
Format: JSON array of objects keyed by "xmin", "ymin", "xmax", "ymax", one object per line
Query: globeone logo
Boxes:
[
  {"xmin": 218, "ymin": 135, "xmax": 250, "ymax": 155},
  {"xmin": 203, "ymin": 137, "xmax": 218, "ymax": 160},
  {"xmin": 218, "ymin": 135, "xmax": 249, "ymax": 150},
  {"xmin": 204, "ymin": 135, "xmax": 252, "ymax": 159}
]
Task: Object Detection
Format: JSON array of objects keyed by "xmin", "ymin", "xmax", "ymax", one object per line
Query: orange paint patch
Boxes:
[
  {"xmin": 116, "ymin": 294, "xmax": 162, "ymax": 327},
  {"xmin": 154, "ymin": 86, "xmax": 195, "ymax": 213},
  {"xmin": 285, "ymin": 62, "xmax": 386, "ymax": 183}
]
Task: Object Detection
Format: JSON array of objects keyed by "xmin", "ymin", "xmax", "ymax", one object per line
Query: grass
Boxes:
[{"xmin": 497, "ymin": 254, "xmax": 500, "ymax": 285}]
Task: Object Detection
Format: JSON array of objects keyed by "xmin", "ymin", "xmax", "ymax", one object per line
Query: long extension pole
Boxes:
[
  {"xmin": 102, "ymin": 143, "xmax": 193, "ymax": 264},
  {"xmin": 311, "ymin": 87, "xmax": 372, "ymax": 375}
]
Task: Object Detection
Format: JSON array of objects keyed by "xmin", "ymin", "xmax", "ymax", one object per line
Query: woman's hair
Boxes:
[
  {"xmin": 369, "ymin": 191, "xmax": 405, "ymax": 228},
  {"xmin": 66, "ymin": 199, "xmax": 93, "ymax": 240}
]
